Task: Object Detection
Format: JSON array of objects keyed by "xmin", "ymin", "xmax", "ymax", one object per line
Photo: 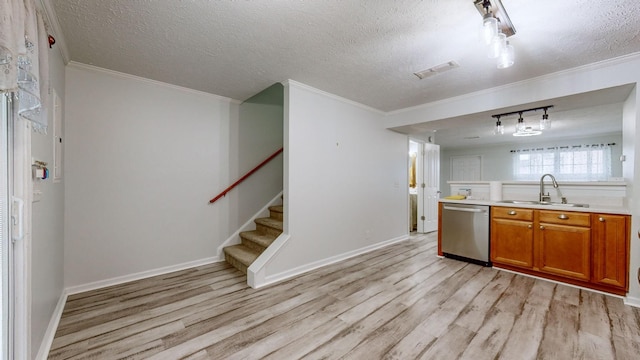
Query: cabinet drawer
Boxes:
[
  {"xmin": 539, "ymin": 210, "xmax": 590, "ymax": 227},
  {"xmin": 492, "ymin": 207, "xmax": 533, "ymax": 221}
]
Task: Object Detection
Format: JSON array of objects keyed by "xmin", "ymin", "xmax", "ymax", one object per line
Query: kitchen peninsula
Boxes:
[{"xmin": 438, "ymin": 180, "xmax": 630, "ymax": 296}]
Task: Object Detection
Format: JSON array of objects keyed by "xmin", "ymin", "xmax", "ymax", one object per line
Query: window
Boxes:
[{"xmin": 513, "ymin": 145, "xmax": 612, "ymax": 181}]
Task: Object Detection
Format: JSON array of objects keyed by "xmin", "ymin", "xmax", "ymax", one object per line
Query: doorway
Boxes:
[{"xmin": 409, "ymin": 140, "xmax": 440, "ymax": 233}]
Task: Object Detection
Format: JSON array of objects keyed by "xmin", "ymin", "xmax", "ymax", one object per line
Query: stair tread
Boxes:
[
  {"xmin": 224, "ymin": 245, "xmax": 260, "ymax": 266},
  {"xmin": 255, "ymin": 217, "xmax": 283, "ymax": 231},
  {"xmin": 240, "ymin": 230, "xmax": 278, "ymax": 247},
  {"xmin": 269, "ymin": 205, "xmax": 283, "ymax": 213}
]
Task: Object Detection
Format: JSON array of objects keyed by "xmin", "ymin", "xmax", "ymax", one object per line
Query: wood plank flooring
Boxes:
[{"xmin": 48, "ymin": 233, "xmax": 640, "ymax": 359}]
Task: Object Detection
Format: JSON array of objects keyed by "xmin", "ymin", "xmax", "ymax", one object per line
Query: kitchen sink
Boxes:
[
  {"xmin": 498, "ymin": 200, "xmax": 589, "ymax": 208},
  {"xmin": 498, "ymin": 200, "xmax": 542, "ymax": 205}
]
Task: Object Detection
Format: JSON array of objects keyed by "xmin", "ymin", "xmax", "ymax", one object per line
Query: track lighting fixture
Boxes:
[
  {"xmin": 491, "ymin": 106, "xmax": 554, "ymax": 137},
  {"xmin": 474, "ymin": 0, "xmax": 516, "ymax": 69}
]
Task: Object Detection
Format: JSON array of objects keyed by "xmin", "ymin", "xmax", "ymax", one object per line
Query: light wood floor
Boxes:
[{"xmin": 49, "ymin": 233, "xmax": 640, "ymax": 359}]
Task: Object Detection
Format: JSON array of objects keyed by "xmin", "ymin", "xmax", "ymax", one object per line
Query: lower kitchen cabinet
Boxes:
[
  {"xmin": 491, "ymin": 207, "xmax": 629, "ymax": 295},
  {"xmin": 491, "ymin": 208, "xmax": 534, "ymax": 269},
  {"xmin": 538, "ymin": 222, "xmax": 591, "ymax": 281},
  {"xmin": 591, "ymin": 213, "xmax": 629, "ymax": 289}
]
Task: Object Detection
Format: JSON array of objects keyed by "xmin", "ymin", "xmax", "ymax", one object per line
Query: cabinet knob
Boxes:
[
  {"xmin": 599, "ymin": 217, "xmax": 605, "ymax": 222},
  {"xmin": 540, "ymin": 225, "xmax": 545, "ymax": 230},
  {"xmin": 528, "ymin": 224, "xmax": 532, "ymax": 229},
  {"xmin": 508, "ymin": 210, "xmax": 517, "ymax": 215},
  {"xmin": 558, "ymin": 214, "xmax": 569, "ymax": 220}
]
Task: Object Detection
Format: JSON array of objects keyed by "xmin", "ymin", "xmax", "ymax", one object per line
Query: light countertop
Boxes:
[{"xmin": 439, "ymin": 198, "xmax": 630, "ymax": 215}]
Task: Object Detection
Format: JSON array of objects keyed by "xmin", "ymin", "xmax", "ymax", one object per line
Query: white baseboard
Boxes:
[
  {"xmin": 65, "ymin": 256, "xmax": 222, "ymax": 295},
  {"xmin": 257, "ymin": 234, "xmax": 410, "ymax": 288},
  {"xmin": 624, "ymin": 295, "xmax": 640, "ymax": 308},
  {"xmin": 35, "ymin": 289, "xmax": 68, "ymax": 360}
]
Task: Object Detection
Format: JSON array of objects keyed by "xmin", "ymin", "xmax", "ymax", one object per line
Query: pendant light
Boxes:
[
  {"xmin": 540, "ymin": 108, "xmax": 551, "ymax": 129},
  {"xmin": 497, "ymin": 41, "xmax": 514, "ymax": 69},
  {"xmin": 515, "ymin": 113, "xmax": 525, "ymax": 132},
  {"xmin": 488, "ymin": 31, "xmax": 506, "ymax": 59},
  {"xmin": 481, "ymin": 1, "xmax": 498, "ymax": 45},
  {"xmin": 494, "ymin": 116, "xmax": 504, "ymax": 135}
]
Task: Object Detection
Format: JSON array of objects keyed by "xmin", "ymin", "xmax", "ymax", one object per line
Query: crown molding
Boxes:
[
  {"xmin": 283, "ymin": 80, "xmax": 386, "ymax": 115},
  {"xmin": 68, "ymin": 61, "xmax": 241, "ymax": 103}
]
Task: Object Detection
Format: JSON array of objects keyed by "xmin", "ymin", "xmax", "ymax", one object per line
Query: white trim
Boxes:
[
  {"xmin": 38, "ymin": 0, "xmax": 71, "ymax": 64},
  {"xmin": 33, "ymin": 289, "xmax": 67, "ymax": 360},
  {"xmin": 624, "ymin": 295, "xmax": 640, "ymax": 308},
  {"xmin": 67, "ymin": 62, "xmax": 242, "ymax": 104},
  {"xmin": 215, "ymin": 191, "xmax": 284, "ymax": 258},
  {"xmin": 247, "ymin": 232, "xmax": 289, "ymax": 288},
  {"xmin": 493, "ymin": 267, "xmax": 627, "ymax": 300},
  {"xmin": 64, "ymin": 256, "xmax": 222, "ymax": 296},
  {"xmin": 253, "ymin": 235, "xmax": 410, "ymax": 289},
  {"xmin": 387, "ymin": 51, "xmax": 640, "ymax": 117},
  {"xmin": 283, "ymin": 80, "xmax": 386, "ymax": 115}
]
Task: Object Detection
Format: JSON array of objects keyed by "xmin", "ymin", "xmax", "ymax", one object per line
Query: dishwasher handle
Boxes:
[{"xmin": 443, "ymin": 206, "xmax": 486, "ymax": 213}]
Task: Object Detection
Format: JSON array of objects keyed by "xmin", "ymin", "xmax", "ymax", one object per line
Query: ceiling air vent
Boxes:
[{"xmin": 414, "ymin": 61, "xmax": 459, "ymax": 80}]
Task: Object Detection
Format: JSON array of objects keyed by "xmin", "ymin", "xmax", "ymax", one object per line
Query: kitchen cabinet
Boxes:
[
  {"xmin": 490, "ymin": 207, "xmax": 629, "ymax": 295},
  {"xmin": 490, "ymin": 207, "xmax": 534, "ymax": 269},
  {"xmin": 591, "ymin": 213, "xmax": 629, "ymax": 290},
  {"xmin": 537, "ymin": 210, "xmax": 591, "ymax": 281}
]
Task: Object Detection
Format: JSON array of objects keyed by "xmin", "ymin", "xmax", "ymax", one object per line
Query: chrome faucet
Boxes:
[{"xmin": 539, "ymin": 173, "xmax": 559, "ymax": 202}]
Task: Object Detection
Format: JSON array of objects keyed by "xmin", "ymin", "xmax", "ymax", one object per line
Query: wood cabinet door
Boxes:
[
  {"xmin": 538, "ymin": 223, "xmax": 591, "ymax": 281},
  {"xmin": 591, "ymin": 214, "xmax": 629, "ymax": 289},
  {"xmin": 491, "ymin": 218, "xmax": 534, "ymax": 269}
]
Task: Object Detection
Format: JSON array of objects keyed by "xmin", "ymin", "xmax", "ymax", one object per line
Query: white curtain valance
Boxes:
[{"xmin": 0, "ymin": 0, "xmax": 49, "ymax": 132}]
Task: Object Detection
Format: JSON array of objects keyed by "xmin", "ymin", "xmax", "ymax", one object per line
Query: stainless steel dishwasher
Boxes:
[{"xmin": 441, "ymin": 203, "xmax": 491, "ymax": 266}]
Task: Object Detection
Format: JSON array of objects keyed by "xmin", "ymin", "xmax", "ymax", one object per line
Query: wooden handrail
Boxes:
[{"xmin": 209, "ymin": 147, "xmax": 284, "ymax": 204}]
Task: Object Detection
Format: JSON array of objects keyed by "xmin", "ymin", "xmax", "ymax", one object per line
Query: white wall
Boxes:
[
  {"xmin": 233, "ymin": 83, "xmax": 284, "ymax": 222},
  {"xmin": 262, "ymin": 81, "xmax": 408, "ymax": 280},
  {"xmin": 385, "ymin": 53, "xmax": 640, "ymax": 305},
  {"xmin": 30, "ymin": 40, "xmax": 66, "ymax": 357},
  {"xmin": 439, "ymin": 133, "xmax": 623, "ymax": 197},
  {"xmin": 63, "ymin": 64, "xmax": 240, "ymax": 288}
]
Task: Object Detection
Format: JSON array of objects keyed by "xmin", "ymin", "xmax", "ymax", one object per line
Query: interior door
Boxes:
[{"xmin": 419, "ymin": 143, "xmax": 440, "ymax": 233}]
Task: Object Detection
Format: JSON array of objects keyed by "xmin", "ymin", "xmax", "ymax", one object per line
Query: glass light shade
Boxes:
[
  {"xmin": 540, "ymin": 114, "xmax": 551, "ymax": 130},
  {"xmin": 482, "ymin": 14, "xmax": 498, "ymax": 45},
  {"xmin": 494, "ymin": 120, "xmax": 504, "ymax": 135},
  {"xmin": 497, "ymin": 42, "xmax": 515, "ymax": 69},
  {"xmin": 515, "ymin": 117, "xmax": 526, "ymax": 132},
  {"xmin": 488, "ymin": 32, "xmax": 506, "ymax": 59}
]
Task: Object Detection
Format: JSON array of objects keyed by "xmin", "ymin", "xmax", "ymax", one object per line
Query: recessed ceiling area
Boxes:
[{"xmin": 389, "ymin": 84, "xmax": 634, "ymax": 149}]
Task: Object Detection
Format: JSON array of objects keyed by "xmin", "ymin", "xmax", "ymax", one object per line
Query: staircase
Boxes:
[{"xmin": 223, "ymin": 205, "xmax": 283, "ymax": 274}]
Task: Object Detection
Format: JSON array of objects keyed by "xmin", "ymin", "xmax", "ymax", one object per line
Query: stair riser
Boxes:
[
  {"xmin": 256, "ymin": 223, "xmax": 283, "ymax": 237},
  {"xmin": 270, "ymin": 211, "xmax": 284, "ymax": 221},
  {"xmin": 224, "ymin": 253, "xmax": 248, "ymax": 274}
]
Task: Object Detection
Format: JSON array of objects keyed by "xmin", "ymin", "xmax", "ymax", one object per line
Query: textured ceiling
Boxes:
[{"xmin": 51, "ymin": 0, "xmax": 640, "ymax": 112}]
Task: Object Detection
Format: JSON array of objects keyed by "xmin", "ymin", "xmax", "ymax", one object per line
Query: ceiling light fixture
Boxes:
[
  {"xmin": 474, "ymin": 0, "xmax": 516, "ymax": 69},
  {"xmin": 494, "ymin": 115, "xmax": 504, "ymax": 135},
  {"xmin": 491, "ymin": 106, "xmax": 554, "ymax": 137},
  {"xmin": 540, "ymin": 107, "xmax": 551, "ymax": 129}
]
